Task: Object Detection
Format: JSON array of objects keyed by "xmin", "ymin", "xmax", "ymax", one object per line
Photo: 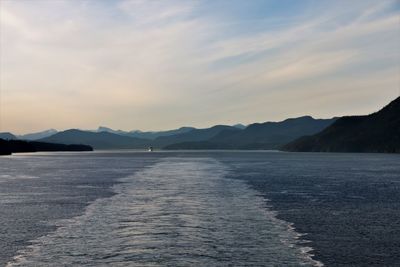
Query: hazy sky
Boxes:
[{"xmin": 1, "ymin": 0, "xmax": 399, "ymax": 134}]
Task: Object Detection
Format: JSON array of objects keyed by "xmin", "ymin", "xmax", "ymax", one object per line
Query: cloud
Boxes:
[
  {"xmin": 118, "ymin": 0, "xmax": 196, "ymax": 24},
  {"xmin": 0, "ymin": 0, "xmax": 399, "ymax": 133}
]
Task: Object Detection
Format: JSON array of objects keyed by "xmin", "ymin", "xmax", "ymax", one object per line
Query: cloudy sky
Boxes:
[{"xmin": 0, "ymin": 0, "xmax": 399, "ymax": 133}]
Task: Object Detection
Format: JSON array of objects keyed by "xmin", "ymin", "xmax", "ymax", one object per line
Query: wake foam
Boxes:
[{"xmin": 8, "ymin": 157, "xmax": 323, "ymax": 266}]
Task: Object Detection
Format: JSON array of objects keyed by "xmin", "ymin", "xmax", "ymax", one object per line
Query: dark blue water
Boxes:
[
  {"xmin": 216, "ymin": 152, "xmax": 400, "ymax": 266},
  {"xmin": 1, "ymin": 151, "xmax": 399, "ymax": 266}
]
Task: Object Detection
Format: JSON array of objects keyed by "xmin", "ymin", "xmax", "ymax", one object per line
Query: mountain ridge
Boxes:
[
  {"xmin": 165, "ymin": 116, "xmax": 336, "ymax": 150},
  {"xmin": 6, "ymin": 97, "xmax": 398, "ymax": 153},
  {"xmin": 282, "ymin": 97, "xmax": 400, "ymax": 153}
]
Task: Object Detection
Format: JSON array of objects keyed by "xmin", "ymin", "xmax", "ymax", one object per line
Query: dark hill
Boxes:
[
  {"xmin": 0, "ymin": 138, "xmax": 92, "ymax": 155},
  {"xmin": 40, "ymin": 129, "xmax": 151, "ymax": 149},
  {"xmin": 165, "ymin": 116, "xmax": 336, "ymax": 150},
  {"xmin": 282, "ymin": 97, "xmax": 400, "ymax": 153}
]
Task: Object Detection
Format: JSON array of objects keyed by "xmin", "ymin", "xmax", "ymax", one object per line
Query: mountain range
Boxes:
[
  {"xmin": 38, "ymin": 125, "xmax": 242, "ymax": 149},
  {"xmin": 34, "ymin": 117, "xmax": 336, "ymax": 150},
  {"xmin": 3, "ymin": 97, "xmax": 398, "ymax": 153},
  {"xmin": 165, "ymin": 116, "xmax": 336, "ymax": 150}
]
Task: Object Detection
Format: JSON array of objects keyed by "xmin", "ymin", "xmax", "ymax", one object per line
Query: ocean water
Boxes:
[{"xmin": 1, "ymin": 151, "xmax": 399, "ymax": 266}]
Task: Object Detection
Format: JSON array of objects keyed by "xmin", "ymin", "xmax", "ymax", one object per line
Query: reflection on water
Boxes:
[{"xmin": 7, "ymin": 157, "xmax": 320, "ymax": 266}]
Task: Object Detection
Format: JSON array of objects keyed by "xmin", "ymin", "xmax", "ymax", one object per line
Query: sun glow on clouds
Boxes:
[{"xmin": 0, "ymin": 0, "xmax": 399, "ymax": 133}]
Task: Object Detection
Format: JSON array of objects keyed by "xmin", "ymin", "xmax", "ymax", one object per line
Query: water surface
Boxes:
[{"xmin": 1, "ymin": 151, "xmax": 399, "ymax": 266}]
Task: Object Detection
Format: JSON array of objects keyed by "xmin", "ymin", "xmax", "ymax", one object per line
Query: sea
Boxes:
[{"xmin": 0, "ymin": 151, "xmax": 399, "ymax": 266}]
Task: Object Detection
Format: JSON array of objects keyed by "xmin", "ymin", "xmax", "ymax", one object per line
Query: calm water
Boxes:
[{"xmin": 1, "ymin": 151, "xmax": 399, "ymax": 266}]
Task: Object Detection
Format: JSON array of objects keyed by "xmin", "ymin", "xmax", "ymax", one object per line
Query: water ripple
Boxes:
[{"xmin": 7, "ymin": 157, "xmax": 322, "ymax": 266}]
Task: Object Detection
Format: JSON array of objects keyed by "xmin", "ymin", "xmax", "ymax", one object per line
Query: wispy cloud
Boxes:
[{"xmin": 118, "ymin": 0, "xmax": 197, "ymax": 24}]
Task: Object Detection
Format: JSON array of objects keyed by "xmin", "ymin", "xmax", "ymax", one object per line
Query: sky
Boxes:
[{"xmin": 0, "ymin": 0, "xmax": 399, "ymax": 134}]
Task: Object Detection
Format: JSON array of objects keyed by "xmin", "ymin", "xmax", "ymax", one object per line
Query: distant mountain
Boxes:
[
  {"xmin": 0, "ymin": 132, "xmax": 17, "ymax": 140},
  {"xmin": 127, "ymin": 127, "xmax": 196, "ymax": 139},
  {"xmin": 39, "ymin": 129, "xmax": 151, "ymax": 149},
  {"xmin": 40, "ymin": 126, "xmax": 238, "ymax": 149},
  {"xmin": 232, "ymin": 124, "xmax": 246, "ymax": 129},
  {"xmin": 18, "ymin": 129, "xmax": 58, "ymax": 140},
  {"xmin": 4, "ymin": 116, "xmax": 337, "ymax": 151},
  {"xmin": 165, "ymin": 116, "xmax": 336, "ymax": 150},
  {"xmin": 0, "ymin": 138, "xmax": 92, "ymax": 155},
  {"xmin": 154, "ymin": 125, "xmax": 240, "ymax": 147},
  {"xmin": 282, "ymin": 97, "xmax": 400, "ymax": 153},
  {"xmin": 95, "ymin": 126, "xmax": 196, "ymax": 140},
  {"xmin": 96, "ymin": 126, "xmax": 127, "ymax": 135}
]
